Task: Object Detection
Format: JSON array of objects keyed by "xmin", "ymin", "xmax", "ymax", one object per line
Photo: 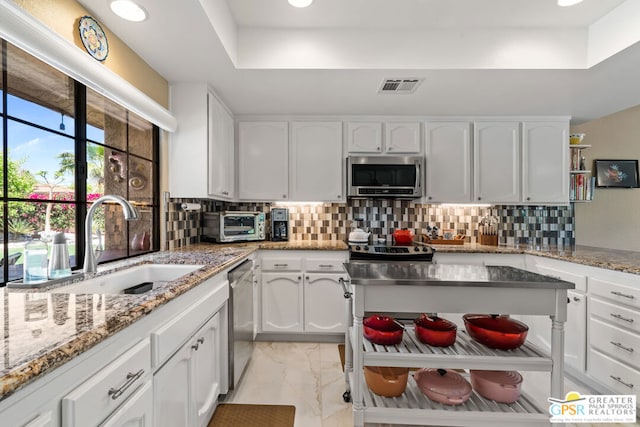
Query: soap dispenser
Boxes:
[
  {"xmin": 23, "ymin": 238, "xmax": 48, "ymax": 284},
  {"xmin": 48, "ymin": 232, "xmax": 71, "ymax": 279}
]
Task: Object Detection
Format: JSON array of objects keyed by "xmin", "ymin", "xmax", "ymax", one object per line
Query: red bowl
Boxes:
[
  {"xmin": 363, "ymin": 315, "xmax": 404, "ymax": 345},
  {"xmin": 414, "ymin": 314, "xmax": 457, "ymax": 347},
  {"xmin": 463, "ymin": 314, "xmax": 528, "ymax": 350}
]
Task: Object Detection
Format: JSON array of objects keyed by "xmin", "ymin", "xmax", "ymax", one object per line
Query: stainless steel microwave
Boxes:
[
  {"xmin": 347, "ymin": 156, "xmax": 423, "ymax": 198},
  {"xmin": 202, "ymin": 211, "xmax": 266, "ymax": 243}
]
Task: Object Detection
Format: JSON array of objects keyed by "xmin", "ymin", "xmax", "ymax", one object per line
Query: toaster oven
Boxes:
[{"xmin": 202, "ymin": 211, "xmax": 266, "ymax": 243}]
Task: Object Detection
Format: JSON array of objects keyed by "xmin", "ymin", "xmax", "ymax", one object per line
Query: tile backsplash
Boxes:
[{"xmin": 165, "ymin": 198, "xmax": 574, "ymax": 250}]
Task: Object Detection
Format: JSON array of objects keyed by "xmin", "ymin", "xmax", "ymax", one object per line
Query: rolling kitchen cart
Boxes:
[{"xmin": 341, "ymin": 262, "xmax": 574, "ymax": 427}]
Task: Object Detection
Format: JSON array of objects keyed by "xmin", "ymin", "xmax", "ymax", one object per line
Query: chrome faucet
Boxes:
[{"xmin": 83, "ymin": 195, "xmax": 139, "ymax": 273}]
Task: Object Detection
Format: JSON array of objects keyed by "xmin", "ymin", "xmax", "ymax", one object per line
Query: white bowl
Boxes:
[{"xmin": 377, "ymin": 238, "xmax": 386, "ymax": 244}]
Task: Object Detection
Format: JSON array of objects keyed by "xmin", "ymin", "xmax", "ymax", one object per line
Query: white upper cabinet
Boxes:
[
  {"xmin": 169, "ymin": 84, "xmax": 234, "ymax": 200},
  {"xmin": 237, "ymin": 121, "xmax": 289, "ymax": 201},
  {"xmin": 385, "ymin": 122, "xmax": 421, "ymax": 153},
  {"xmin": 208, "ymin": 93, "xmax": 235, "ymax": 200},
  {"xmin": 346, "ymin": 121, "xmax": 421, "ymax": 154},
  {"xmin": 474, "ymin": 121, "xmax": 521, "ymax": 203},
  {"xmin": 424, "ymin": 122, "xmax": 472, "ymax": 203},
  {"xmin": 290, "ymin": 121, "xmax": 344, "ymax": 202},
  {"xmin": 522, "ymin": 121, "xmax": 569, "ymax": 204},
  {"xmin": 346, "ymin": 122, "xmax": 382, "ymax": 153}
]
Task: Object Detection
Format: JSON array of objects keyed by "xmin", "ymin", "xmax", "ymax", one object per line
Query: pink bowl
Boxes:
[
  {"xmin": 413, "ymin": 368, "xmax": 472, "ymax": 405},
  {"xmin": 470, "ymin": 370, "xmax": 523, "ymax": 403}
]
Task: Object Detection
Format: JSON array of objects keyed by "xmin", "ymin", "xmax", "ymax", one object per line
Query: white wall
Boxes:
[{"xmin": 573, "ymin": 104, "xmax": 640, "ymax": 251}]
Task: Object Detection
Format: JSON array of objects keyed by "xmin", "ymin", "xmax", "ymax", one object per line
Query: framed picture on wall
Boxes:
[{"xmin": 594, "ymin": 159, "xmax": 640, "ymax": 188}]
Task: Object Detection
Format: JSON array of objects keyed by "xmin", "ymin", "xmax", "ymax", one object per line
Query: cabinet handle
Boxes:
[
  {"xmin": 573, "ymin": 296, "xmax": 581, "ymax": 302},
  {"xmin": 282, "ymin": 194, "xmax": 287, "ymax": 199},
  {"xmin": 337, "ymin": 195, "xmax": 341, "ymax": 199},
  {"xmin": 376, "ymin": 146, "xmax": 381, "ymax": 151},
  {"xmin": 610, "ymin": 341, "xmax": 634, "ymax": 353},
  {"xmin": 609, "ymin": 375, "xmax": 634, "ymax": 389},
  {"xmin": 611, "ymin": 291, "xmax": 635, "ymax": 300},
  {"xmin": 298, "ymin": 276, "xmax": 302, "ymax": 281},
  {"xmin": 388, "ymin": 147, "xmax": 393, "ymax": 151},
  {"xmin": 526, "ymin": 197, "xmax": 531, "ymax": 201},
  {"xmin": 274, "ymin": 264, "xmax": 288, "ymax": 268},
  {"xmin": 108, "ymin": 369, "xmax": 144, "ymax": 400},
  {"xmin": 305, "ymin": 276, "xmax": 309, "ymax": 280},
  {"xmin": 428, "ymin": 196, "xmax": 432, "ymax": 200},
  {"xmin": 197, "ymin": 337, "xmax": 205, "ymax": 344},
  {"xmin": 477, "ymin": 197, "xmax": 482, "ymax": 201},
  {"xmin": 610, "ymin": 313, "xmax": 634, "ymax": 323},
  {"xmin": 192, "ymin": 343, "xmax": 200, "ymax": 351},
  {"xmin": 318, "ymin": 264, "xmax": 334, "ymax": 268}
]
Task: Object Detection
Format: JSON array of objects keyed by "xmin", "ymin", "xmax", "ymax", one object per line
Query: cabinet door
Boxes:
[
  {"xmin": 304, "ymin": 273, "xmax": 347, "ymax": 333},
  {"xmin": 101, "ymin": 381, "xmax": 153, "ymax": 427},
  {"xmin": 262, "ymin": 272, "xmax": 303, "ymax": 332},
  {"xmin": 385, "ymin": 122, "xmax": 421, "ymax": 153},
  {"xmin": 424, "ymin": 122, "xmax": 472, "ymax": 202},
  {"xmin": 192, "ymin": 313, "xmax": 221, "ymax": 427},
  {"xmin": 154, "ymin": 341, "xmax": 192, "ymax": 427},
  {"xmin": 238, "ymin": 121, "xmax": 289, "ymax": 201},
  {"xmin": 208, "ymin": 93, "xmax": 234, "ymax": 200},
  {"xmin": 566, "ymin": 290, "xmax": 586, "ymax": 372},
  {"xmin": 522, "ymin": 121, "xmax": 569, "ymax": 204},
  {"xmin": 346, "ymin": 122, "xmax": 382, "ymax": 153},
  {"xmin": 168, "ymin": 83, "xmax": 209, "ymax": 198},
  {"xmin": 290, "ymin": 121, "xmax": 343, "ymax": 201},
  {"xmin": 474, "ymin": 122, "xmax": 520, "ymax": 203}
]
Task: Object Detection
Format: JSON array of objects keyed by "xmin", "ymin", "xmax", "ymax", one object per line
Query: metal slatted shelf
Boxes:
[
  {"xmin": 361, "ymin": 374, "xmax": 548, "ymax": 426},
  {"xmin": 351, "ymin": 326, "xmax": 552, "ymax": 371}
]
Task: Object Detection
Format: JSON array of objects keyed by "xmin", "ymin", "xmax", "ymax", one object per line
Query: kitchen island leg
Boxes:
[
  {"xmin": 352, "ymin": 316, "xmax": 364, "ymax": 427},
  {"xmin": 343, "ymin": 291, "xmax": 353, "ymax": 402},
  {"xmin": 550, "ymin": 317, "xmax": 565, "ymax": 400}
]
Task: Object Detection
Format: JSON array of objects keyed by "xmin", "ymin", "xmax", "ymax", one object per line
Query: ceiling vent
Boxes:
[{"xmin": 378, "ymin": 78, "xmax": 423, "ymax": 94}]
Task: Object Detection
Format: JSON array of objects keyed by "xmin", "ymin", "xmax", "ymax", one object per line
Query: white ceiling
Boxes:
[{"xmin": 77, "ymin": 0, "xmax": 640, "ymax": 124}]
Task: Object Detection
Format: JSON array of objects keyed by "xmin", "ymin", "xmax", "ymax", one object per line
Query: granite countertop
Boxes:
[
  {"xmin": 0, "ymin": 244, "xmax": 256, "ymax": 402},
  {"xmin": 429, "ymin": 242, "xmax": 640, "ymax": 275}
]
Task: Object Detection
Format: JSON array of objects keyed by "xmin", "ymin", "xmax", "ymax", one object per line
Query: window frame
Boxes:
[{"xmin": 1, "ymin": 39, "xmax": 160, "ymax": 286}]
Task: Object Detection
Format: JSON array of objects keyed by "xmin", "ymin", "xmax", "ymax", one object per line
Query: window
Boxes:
[{"xmin": 1, "ymin": 39, "xmax": 159, "ymax": 285}]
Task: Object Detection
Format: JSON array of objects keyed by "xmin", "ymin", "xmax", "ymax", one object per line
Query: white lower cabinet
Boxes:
[
  {"xmin": 101, "ymin": 381, "xmax": 153, "ymax": 427},
  {"xmin": 304, "ymin": 273, "xmax": 347, "ymax": 333},
  {"xmin": 262, "ymin": 271, "xmax": 304, "ymax": 332},
  {"xmin": 154, "ymin": 312, "xmax": 223, "ymax": 427},
  {"xmin": 62, "ymin": 338, "xmax": 151, "ymax": 427},
  {"xmin": 259, "ymin": 250, "xmax": 348, "ymax": 336}
]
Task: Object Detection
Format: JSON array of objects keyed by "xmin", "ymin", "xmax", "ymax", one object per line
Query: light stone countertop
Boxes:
[{"xmin": 1, "ymin": 239, "xmax": 637, "ymax": 402}]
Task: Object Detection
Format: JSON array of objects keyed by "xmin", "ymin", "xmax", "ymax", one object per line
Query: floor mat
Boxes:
[{"xmin": 208, "ymin": 404, "xmax": 296, "ymax": 427}]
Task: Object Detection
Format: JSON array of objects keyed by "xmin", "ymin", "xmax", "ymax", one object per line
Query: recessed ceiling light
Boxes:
[
  {"xmin": 109, "ymin": 0, "xmax": 148, "ymax": 22},
  {"xmin": 557, "ymin": 0, "xmax": 584, "ymax": 6},
  {"xmin": 288, "ymin": 0, "xmax": 313, "ymax": 8}
]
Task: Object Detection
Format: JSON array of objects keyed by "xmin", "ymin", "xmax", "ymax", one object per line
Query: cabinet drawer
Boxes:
[
  {"xmin": 261, "ymin": 258, "xmax": 302, "ymax": 271},
  {"xmin": 589, "ymin": 350, "xmax": 640, "ymax": 397},
  {"xmin": 62, "ymin": 338, "xmax": 151, "ymax": 427},
  {"xmin": 535, "ymin": 264, "xmax": 586, "ymax": 292},
  {"xmin": 591, "ymin": 297, "xmax": 640, "ymax": 334},
  {"xmin": 590, "ymin": 317, "xmax": 640, "ymax": 369},
  {"xmin": 305, "ymin": 258, "xmax": 345, "ymax": 272},
  {"xmin": 591, "ymin": 276, "xmax": 640, "ymax": 310},
  {"xmin": 151, "ymin": 283, "xmax": 228, "ymax": 367}
]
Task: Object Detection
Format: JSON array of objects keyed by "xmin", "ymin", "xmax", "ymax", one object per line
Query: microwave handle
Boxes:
[{"xmin": 415, "ymin": 160, "xmax": 422, "ymax": 189}]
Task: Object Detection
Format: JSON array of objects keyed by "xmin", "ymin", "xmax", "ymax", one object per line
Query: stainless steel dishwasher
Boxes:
[{"xmin": 227, "ymin": 259, "xmax": 254, "ymax": 390}]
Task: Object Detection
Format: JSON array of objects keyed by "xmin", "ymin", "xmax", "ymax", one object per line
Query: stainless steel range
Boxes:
[{"xmin": 348, "ymin": 242, "xmax": 435, "ymax": 262}]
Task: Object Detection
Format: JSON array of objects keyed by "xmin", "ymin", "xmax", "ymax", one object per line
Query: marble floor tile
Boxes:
[{"xmin": 223, "ymin": 342, "xmax": 637, "ymax": 427}]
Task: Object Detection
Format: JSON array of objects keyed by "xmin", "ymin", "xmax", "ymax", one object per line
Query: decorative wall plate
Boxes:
[{"xmin": 78, "ymin": 16, "xmax": 109, "ymax": 61}]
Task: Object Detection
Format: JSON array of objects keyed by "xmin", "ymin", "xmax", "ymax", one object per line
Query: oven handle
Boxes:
[
  {"xmin": 415, "ymin": 160, "xmax": 422, "ymax": 191},
  {"xmin": 339, "ymin": 277, "xmax": 352, "ymax": 299}
]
